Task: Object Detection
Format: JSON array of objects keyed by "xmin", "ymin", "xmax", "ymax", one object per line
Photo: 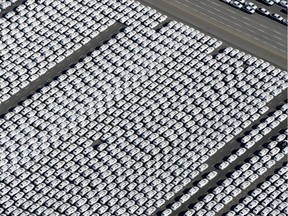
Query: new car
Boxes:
[
  {"xmin": 257, "ymin": 7, "xmax": 270, "ymax": 16},
  {"xmin": 270, "ymin": 13, "xmax": 284, "ymax": 21},
  {"xmin": 230, "ymin": 1, "xmax": 243, "ymax": 9}
]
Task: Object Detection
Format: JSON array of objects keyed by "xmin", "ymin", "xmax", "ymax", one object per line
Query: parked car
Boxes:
[
  {"xmin": 270, "ymin": 13, "xmax": 284, "ymax": 21},
  {"xmin": 257, "ymin": 7, "xmax": 270, "ymax": 16},
  {"xmin": 243, "ymin": 4, "xmax": 256, "ymax": 13},
  {"xmin": 230, "ymin": 0, "xmax": 244, "ymax": 9}
]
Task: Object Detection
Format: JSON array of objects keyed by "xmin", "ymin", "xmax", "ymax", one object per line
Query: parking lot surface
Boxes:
[
  {"xmin": 0, "ymin": 22, "xmax": 125, "ymax": 116},
  {"xmin": 0, "ymin": 1, "xmax": 287, "ymax": 216}
]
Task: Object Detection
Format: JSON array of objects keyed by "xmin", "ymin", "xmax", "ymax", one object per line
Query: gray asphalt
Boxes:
[
  {"xmin": 183, "ymin": 0, "xmax": 287, "ymax": 50},
  {"xmin": 153, "ymin": 90, "xmax": 287, "ymax": 216},
  {"xmin": 140, "ymin": 0, "xmax": 287, "ymax": 69},
  {"xmin": 0, "ymin": 22, "xmax": 126, "ymax": 116}
]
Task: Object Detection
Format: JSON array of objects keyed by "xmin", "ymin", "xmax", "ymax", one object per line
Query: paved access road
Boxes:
[
  {"xmin": 180, "ymin": 0, "xmax": 287, "ymax": 53},
  {"xmin": 140, "ymin": 0, "xmax": 287, "ymax": 69}
]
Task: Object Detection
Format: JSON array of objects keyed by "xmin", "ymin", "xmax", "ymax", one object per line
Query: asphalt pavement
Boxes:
[
  {"xmin": 140, "ymin": 0, "xmax": 287, "ymax": 69},
  {"xmin": 182, "ymin": 0, "xmax": 287, "ymax": 49}
]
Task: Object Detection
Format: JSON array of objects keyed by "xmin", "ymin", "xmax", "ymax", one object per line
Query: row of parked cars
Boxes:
[
  {"xmin": 227, "ymin": 165, "xmax": 288, "ymax": 216},
  {"xmin": 219, "ymin": 104, "xmax": 287, "ymax": 170},
  {"xmin": 221, "ymin": 0, "xmax": 288, "ymax": 25},
  {"xmin": 261, "ymin": 0, "xmax": 288, "ymax": 7},
  {"xmin": 0, "ymin": 0, "xmax": 167, "ymax": 103},
  {"xmin": 161, "ymin": 105, "xmax": 287, "ymax": 216},
  {"xmin": 179, "ymin": 131, "xmax": 287, "ymax": 216},
  {"xmin": 0, "ymin": 1, "xmax": 287, "ymax": 216}
]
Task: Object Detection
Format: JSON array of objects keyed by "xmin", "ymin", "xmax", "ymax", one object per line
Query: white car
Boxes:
[
  {"xmin": 161, "ymin": 209, "xmax": 172, "ymax": 216},
  {"xmin": 261, "ymin": 0, "xmax": 274, "ymax": 5},
  {"xmin": 227, "ymin": 154, "xmax": 238, "ymax": 163},
  {"xmin": 257, "ymin": 7, "xmax": 270, "ymax": 16},
  {"xmin": 193, "ymin": 201, "xmax": 205, "ymax": 211},
  {"xmin": 197, "ymin": 179, "xmax": 209, "ymax": 188},
  {"xmin": 218, "ymin": 161, "xmax": 229, "ymax": 170},
  {"xmin": 245, "ymin": 2, "xmax": 257, "ymax": 10},
  {"xmin": 203, "ymin": 194, "xmax": 214, "ymax": 203},
  {"xmin": 257, "ymin": 167, "xmax": 268, "ymax": 175},
  {"xmin": 270, "ymin": 13, "xmax": 284, "ymax": 21},
  {"xmin": 171, "ymin": 201, "xmax": 182, "ymax": 211},
  {"xmin": 231, "ymin": 188, "xmax": 242, "ymax": 197},
  {"xmin": 280, "ymin": 0, "xmax": 288, "ymax": 8},
  {"xmin": 223, "ymin": 46, "xmax": 233, "ymax": 54},
  {"xmin": 240, "ymin": 181, "xmax": 251, "ymax": 190},
  {"xmin": 224, "ymin": 185, "xmax": 236, "ymax": 194},
  {"xmin": 184, "ymin": 209, "xmax": 196, "ymax": 216},
  {"xmin": 206, "ymin": 171, "xmax": 218, "ymax": 180},
  {"xmin": 243, "ymin": 5, "xmax": 256, "ymax": 13},
  {"xmin": 213, "ymin": 203, "xmax": 224, "ymax": 212},
  {"xmin": 222, "ymin": 195, "xmax": 233, "ymax": 204},
  {"xmin": 236, "ymin": 148, "xmax": 246, "ymax": 156},
  {"xmin": 213, "ymin": 40, "xmax": 223, "ymax": 48},
  {"xmin": 230, "ymin": 0, "xmax": 243, "ymax": 9},
  {"xmin": 276, "ymin": 134, "xmax": 286, "ymax": 142}
]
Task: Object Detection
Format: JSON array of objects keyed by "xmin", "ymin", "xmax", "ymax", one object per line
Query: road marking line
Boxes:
[
  {"xmin": 193, "ymin": 0, "xmax": 285, "ymax": 39},
  {"xmin": 213, "ymin": 8, "xmax": 222, "ymax": 12},
  {"xmin": 182, "ymin": 0, "xmax": 286, "ymax": 48},
  {"xmin": 164, "ymin": 0, "xmax": 287, "ymax": 58},
  {"xmin": 274, "ymin": 35, "xmax": 283, "ymax": 41},
  {"xmin": 213, "ymin": 2, "xmax": 221, "ymax": 7}
]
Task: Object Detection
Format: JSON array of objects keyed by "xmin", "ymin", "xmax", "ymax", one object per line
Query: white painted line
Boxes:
[
  {"xmin": 182, "ymin": 0, "xmax": 286, "ymax": 48},
  {"xmin": 193, "ymin": 0, "xmax": 285, "ymax": 39},
  {"xmin": 173, "ymin": 0, "xmax": 287, "ymax": 54}
]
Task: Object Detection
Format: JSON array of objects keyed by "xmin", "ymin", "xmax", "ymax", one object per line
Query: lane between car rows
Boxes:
[
  {"xmin": 0, "ymin": 22, "xmax": 126, "ymax": 116},
  {"xmin": 153, "ymin": 90, "xmax": 287, "ymax": 216},
  {"xmin": 219, "ymin": 159, "xmax": 287, "ymax": 215},
  {"xmin": 176, "ymin": 119, "xmax": 287, "ymax": 216}
]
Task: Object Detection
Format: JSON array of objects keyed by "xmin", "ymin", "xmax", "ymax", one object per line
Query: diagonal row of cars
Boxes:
[
  {"xmin": 221, "ymin": 0, "xmax": 287, "ymax": 25},
  {"xmin": 261, "ymin": 0, "xmax": 288, "ymax": 7}
]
